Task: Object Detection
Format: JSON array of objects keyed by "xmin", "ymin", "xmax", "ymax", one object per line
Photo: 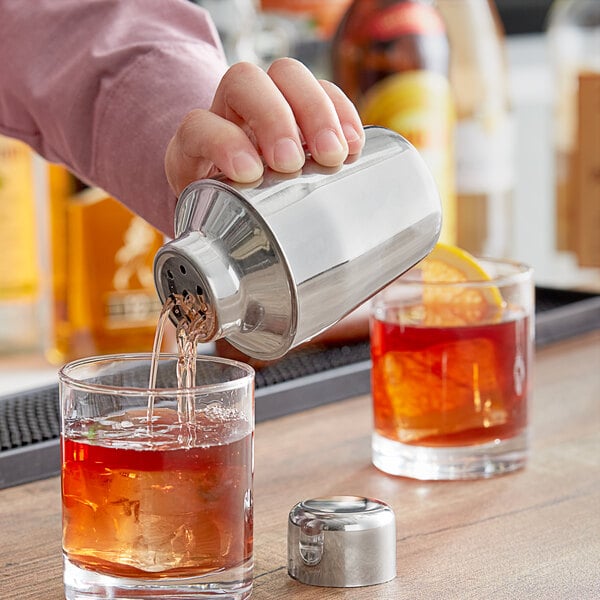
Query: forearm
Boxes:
[{"xmin": 0, "ymin": 0, "xmax": 227, "ymax": 235}]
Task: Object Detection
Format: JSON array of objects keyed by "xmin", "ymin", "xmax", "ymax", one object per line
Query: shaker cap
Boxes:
[{"xmin": 287, "ymin": 496, "xmax": 396, "ymax": 588}]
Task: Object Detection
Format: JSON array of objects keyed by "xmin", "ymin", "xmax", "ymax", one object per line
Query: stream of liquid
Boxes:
[{"xmin": 146, "ymin": 292, "xmax": 212, "ymax": 435}]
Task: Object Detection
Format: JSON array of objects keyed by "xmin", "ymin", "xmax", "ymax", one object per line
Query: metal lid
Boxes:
[{"xmin": 287, "ymin": 496, "xmax": 396, "ymax": 588}]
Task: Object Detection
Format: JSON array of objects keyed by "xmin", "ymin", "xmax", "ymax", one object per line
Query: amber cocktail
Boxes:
[
  {"xmin": 60, "ymin": 354, "xmax": 254, "ymax": 600},
  {"xmin": 370, "ymin": 247, "xmax": 533, "ymax": 479}
]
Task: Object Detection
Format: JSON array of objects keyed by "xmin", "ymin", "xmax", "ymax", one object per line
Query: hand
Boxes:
[{"xmin": 165, "ymin": 58, "xmax": 365, "ymax": 196}]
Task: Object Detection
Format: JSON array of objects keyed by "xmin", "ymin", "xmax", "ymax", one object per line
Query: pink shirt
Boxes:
[{"xmin": 0, "ymin": 0, "xmax": 228, "ymax": 236}]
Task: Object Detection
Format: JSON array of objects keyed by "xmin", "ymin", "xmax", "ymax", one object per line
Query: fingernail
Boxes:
[
  {"xmin": 231, "ymin": 151, "xmax": 263, "ymax": 181},
  {"xmin": 342, "ymin": 123, "xmax": 362, "ymax": 144},
  {"xmin": 315, "ymin": 128, "xmax": 345, "ymax": 162},
  {"xmin": 273, "ymin": 137, "xmax": 304, "ymax": 172}
]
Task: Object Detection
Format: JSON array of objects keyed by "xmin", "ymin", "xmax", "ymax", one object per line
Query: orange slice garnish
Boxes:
[{"xmin": 409, "ymin": 242, "xmax": 505, "ymax": 326}]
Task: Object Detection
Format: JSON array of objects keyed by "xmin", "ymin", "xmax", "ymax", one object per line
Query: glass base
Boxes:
[
  {"xmin": 372, "ymin": 430, "xmax": 529, "ymax": 480},
  {"xmin": 64, "ymin": 556, "xmax": 253, "ymax": 600}
]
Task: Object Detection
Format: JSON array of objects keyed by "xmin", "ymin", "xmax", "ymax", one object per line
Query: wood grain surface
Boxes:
[{"xmin": 1, "ymin": 331, "xmax": 598, "ymax": 600}]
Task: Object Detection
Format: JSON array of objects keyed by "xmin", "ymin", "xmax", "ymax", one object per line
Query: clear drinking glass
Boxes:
[
  {"xmin": 60, "ymin": 353, "xmax": 255, "ymax": 599},
  {"xmin": 370, "ymin": 258, "xmax": 534, "ymax": 480}
]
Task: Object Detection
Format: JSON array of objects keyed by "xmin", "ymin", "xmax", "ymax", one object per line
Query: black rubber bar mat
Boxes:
[{"xmin": 1, "ymin": 286, "xmax": 599, "ymax": 489}]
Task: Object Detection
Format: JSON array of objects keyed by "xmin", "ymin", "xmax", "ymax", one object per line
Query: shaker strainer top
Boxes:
[
  {"xmin": 153, "ymin": 177, "xmax": 295, "ymax": 355},
  {"xmin": 153, "ymin": 242, "xmax": 220, "ymax": 343}
]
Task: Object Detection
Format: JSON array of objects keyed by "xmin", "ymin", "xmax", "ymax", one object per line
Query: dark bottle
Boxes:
[{"xmin": 332, "ymin": 0, "xmax": 456, "ymax": 245}]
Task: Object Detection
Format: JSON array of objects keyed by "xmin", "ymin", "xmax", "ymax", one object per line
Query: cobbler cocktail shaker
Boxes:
[{"xmin": 154, "ymin": 126, "xmax": 441, "ymax": 360}]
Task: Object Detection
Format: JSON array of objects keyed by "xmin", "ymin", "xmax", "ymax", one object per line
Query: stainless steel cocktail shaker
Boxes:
[{"xmin": 154, "ymin": 126, "xmax": 441, "ymax": 360}]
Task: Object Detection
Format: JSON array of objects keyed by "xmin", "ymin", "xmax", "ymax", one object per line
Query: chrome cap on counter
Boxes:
[{"xmin": 287, "ymin": 496, "xmax": 396, "ymax": 588}]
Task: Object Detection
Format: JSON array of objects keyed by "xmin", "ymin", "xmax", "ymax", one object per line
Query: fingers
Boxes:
[
  {"xmin": 165, "ymin": 109, "xmax": 264, "ymax": 195},
  {"xmin": 211, "ymin": 61, "xmax": 306, "ymax": 173},
  {"xmin": 165, "ymin": 59, "xmax": 366, "ymax": 196},
  {"xmin": 268, "ymin": 59, "xmax": 365, "ymax": 163},
  {"xmin": 317, "ymin": 79, "xmax": 365, "ymax": 157},
  {"xmin": 212, "ymin": 59, "xmax": 365, "ymax": 170},
  {"xmin": 267, "ymin": 59, "xmax": 348, "ymax": 167}
]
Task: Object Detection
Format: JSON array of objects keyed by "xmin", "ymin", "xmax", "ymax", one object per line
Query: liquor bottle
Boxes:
[
  {"xmin": 45, "ymin": 181, "xmax": 167, "ymax": 364},
  {"xmin": 0, "ymin": 135, "xmax": 41, "ymax": 354},
  {"xmin": 436, "ymin": 0, "xmax": 514, "ymax": 258},
  {"xmin": 332, "ymin": 0, "xmax": 456, "ymax": 245},
  {"xmin": 547, "ymin": 0, "xmax": 600, "ymax": 267}
]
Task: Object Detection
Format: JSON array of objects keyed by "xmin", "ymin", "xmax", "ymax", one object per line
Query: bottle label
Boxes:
[
  {"xmin": 360, "ymin": 70, "xmax": 456, "ymax": 244},
  {"xmin": 104, "ymin": 215, "xmax": 163, "ymax": 329},
  {"xmin": 360, "ymin": 71, "xmax": 453, "ymax": 150},
  {"xmin": 366, "ymin": 3, "xmax": 445, "ymax": 41},
  {"xmin": 104, "ymin": 291, "xmax": 162, "ymax": 329},
  {"xmin": 455, "ymin": 114, "xmax": 515, "ymax": 195}
]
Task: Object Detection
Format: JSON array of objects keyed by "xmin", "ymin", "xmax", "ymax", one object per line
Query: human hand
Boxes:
[{"xmin": 165, "ymin": 58, "xmax": 365, "ymax": 196}]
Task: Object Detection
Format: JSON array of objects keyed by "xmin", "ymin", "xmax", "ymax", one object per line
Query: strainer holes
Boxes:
[
  {"xmin": 167, "ymin": 269, "xmax": 174, "ymax": 279},
  {"xmin": 180, "ymin": 265, "xmax": 187, "ymax": 275},
  {"xmin": 196, "ymin": 285, "xmax": 203, "ymax": 296}
]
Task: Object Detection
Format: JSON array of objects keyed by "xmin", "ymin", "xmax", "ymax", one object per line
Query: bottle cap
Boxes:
[{"xmin": 287, "ymin": 496, "xmax": 396, "ymax": 588}]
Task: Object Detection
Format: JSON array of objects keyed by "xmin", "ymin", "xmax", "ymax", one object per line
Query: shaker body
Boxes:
[{"xmin": 154, "ymin": 126, "xmax": 441, "ymax": 360}]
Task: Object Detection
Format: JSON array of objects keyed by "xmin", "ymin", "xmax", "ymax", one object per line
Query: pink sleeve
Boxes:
[{"xmin": 0, "ymin": 0, "xmax": 228, "ymax": 236}]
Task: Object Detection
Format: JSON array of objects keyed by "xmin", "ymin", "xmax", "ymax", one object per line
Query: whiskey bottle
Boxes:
[
  {"xmin": 332, "ymin": 0, "xmax": 456, "ymax": 244},
  {"xmin": 45, "ymin": 181, "xmax": 167, "ymax": 363}
]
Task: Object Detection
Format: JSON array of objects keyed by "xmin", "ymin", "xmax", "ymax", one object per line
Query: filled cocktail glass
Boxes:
[
  {"xmin": 60, "ymin": 353, "xmax": 254, "ymax": 599},
  {"xmin": 370, "ymin": 247, "xmax": 534, "ymax": 480}
]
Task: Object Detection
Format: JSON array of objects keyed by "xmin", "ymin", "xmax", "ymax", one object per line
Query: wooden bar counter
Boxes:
[{"xmin": 1, "ymin": 331, "xmax": 599, "ymax": 599}]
